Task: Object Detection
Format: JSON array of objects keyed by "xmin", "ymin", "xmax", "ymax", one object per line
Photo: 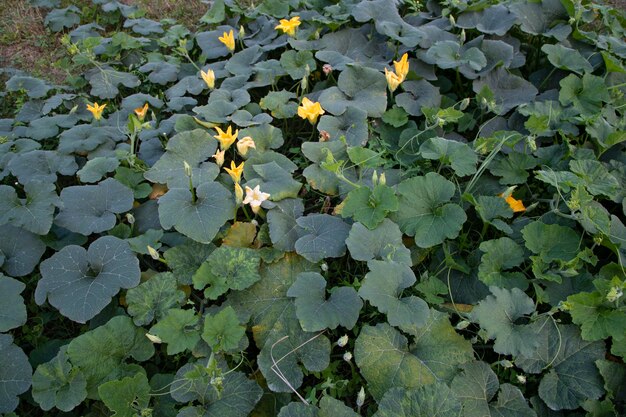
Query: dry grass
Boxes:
[
  {"xmin": 0, "ymin": 0, "xmax": 66, "ymax": 83},
  {"xmin": 125, "ymin": 0, "xmax": 207, "ymax": 30}
]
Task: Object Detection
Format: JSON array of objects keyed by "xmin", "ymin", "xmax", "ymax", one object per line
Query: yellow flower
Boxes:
[
  {"xmin": 236, "ymin": 136, "xmax": 256, "ymax": 156},
  {"xmin": 234, "ymin": 182, "xmax": 244, "ymax": 205},
  {"xmin": 243, "ymin": 184, "xmax": 271, "ymax": 214},
  {"xmin": 200, "ymin": 68, "xmax": 215, "ymax": 89},
  {"xmin": 500, "ymin": 193, "xmax": 526, "ymax": 213},
  {"xmin": 393, "ymin": 53, "xmax": 409, "ymax": 82},
  {"xmin": 219, "ymin": 29, "xmax": 235, "ymax": 52},
  {"xmin": 275, "ymin": 16, "xmax": 301, "ymax": 36},
  {"xmin": 384, "ymin": 68, "xmax": 402, "ymax": 92},
  {"xmin": 134, "ymin": 103, "xmax": 149, "ymax": 121},
  {"xmin": 212, "ymin": 149, "xmax": 225, "ymax": 167},
  {"xmin": 224, "ymin": 160, "xmax": 244, "ymax": 183},
  {"xmin": 86, "ymin": 102, "xmax": 107, "ymax": 120},
  {"xmin": 297, "ymin": 97, "xmax": 325, "ymax": 124},
  {"xmin": 213, "ymin": 125, "xmax": 239, "ymax": 150}
]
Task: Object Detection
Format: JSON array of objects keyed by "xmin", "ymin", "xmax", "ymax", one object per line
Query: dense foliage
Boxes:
[{"xmin": 0, "ymin": 0, "xmax": 625, "ymax": 415}]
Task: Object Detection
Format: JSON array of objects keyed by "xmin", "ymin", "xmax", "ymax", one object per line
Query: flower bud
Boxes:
[
  {"xmin": 235, "ymin": 183, "xmax": 244, "ymax": 205},
  {"xmin": 459, "ymin": 98, "xmax": 470, "ymax": 110},
  {"xmin": 460, "ymin": 29, "xmax": 466, "ymax": 43},
  {"xmin": 183, "ymin": 160, "xmax": 192, "ymax": 177},
  {"xmin": 372, "ymin": 170, "xmax": 379, "ymax": 185},
  {"xmin": 516, "ymin": 375, "xmax": 527, "ymax": 384},
  {"xmin": 356, "ymin": 387, "xmax": 365, "ymax": 408},
  {"xmin": 147, "ymin": 245, "xmax": 160, "ymax": 260},
  {"xmin": 145, "ymin": 333, "xmax": 162, "ymax": 343},
  {"xmin": 337, "ymin": 335, "xmax": 349, "ymax": 347},
  {"xmin": 239, "ymin": 25, "xmax": 245, "ymax": 40},
  {"xmin": 606, "ymin": 286, "xmax": 623, "ymax": 303},
  {"xmin": 455, "ymin": 320, "xmax": 470, "ymax": 330},
  {"xmin": 343, "ymin": 351, "xmax": 353, "ymax": 362},
  {"xmin": 498, "ymin": 359, "xmax": 513, "ymax": 368},
  {"xmin": 449, "ymin": 14, "xmax": 456, "ymax": 26},
  {"xmin": 323, "ymin": 64, "xmax": 333, "ymax": 75},
  {"xmin": 321, "ymin": 262, "xmax": 328, "ymax": 272},
  {"xmin": 379, "ymin": 172, "xmax": 386, "ymax": 185},
  {"xmin": 126, "ymin": 213, "xmax": 135, "ymax": 225}
]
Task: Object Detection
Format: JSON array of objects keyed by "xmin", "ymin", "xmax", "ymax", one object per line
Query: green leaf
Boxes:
[
  {"xmin": 456, "ymin": 5, "xmax": 517, "ymax": 35},
  {"xmin": 35, "ymin": 236, "xmax": 140, "ymax": 323},
  {"xmin": 559, "ymin": 73, "xmax": 609, "ymax": 115},
  {"xmin": 125, "ymin": 272, "xmax": 186, "ymax": 326},
  {"xmin": 163, "ymin": 240, "xmax": 214, "ymax": 285},
  {"xmin": 55, "ymin": 178, "xmax": 134, "ymax": 236},
  {"xmin": 345, "ymin": 219, "xmax": 412, "ymax": 266},
  {"xmin": 98, "ymin": 372, "xmax": 151, "ymax": 417},
  {"xmin": 144, "ymin": 129, "xmax": 219, "ymax": 189},
  {"xmin": 570, "ymin": 159, "xmax": 620, "ymax": 199},
  {"xmin": 318, "ymin": 106, "xmax": 369, "ymax": 146},
  {"xmin": 396, "ymin": 80, "xmax": 441, "ymax": 117},
  {"xmin": 86, "ymin": 67, "xmax": 141, "ymax": 99},
  {"xmin": 193, "ymin": 246, "xmax": 261, "ymax": 299},
  {"xmin": 542, "ymin": 44, "xmax": 593, "ymax": 74},
  {"xmin": 202, "ymin": 306, "xmax": 246, "ymax": 353},
  {"xmin": 341, "ymin": 184, "xmax": 398, "ymax": 229},
  {"xmin": 318, "ymin": 64, "xmax": 388, "ymax": 117},
  {"xmin": 425, "ymin": 41, "xmax": 487, "ymax": 71},
  {"xmin": 472, "ymin": 68, "xmax": 538, "ymax": 114},
  {"xmin": 295, "ymin": 214, "xmax": 351, "ymax": 263},
  {"xmin": 0, "ymin": 181, "xmax": 58, "ymax": 235},
  {"xmin": 381, "ymin": 106, "xmax": 409, "ymax": 128},
  {"xmin": 267, "ymin": 198, "xmax": 305, "ymax": 252},
  {"xmin": 522, "ymin": 221, "xmax": 580, "ymax": 262},
  {"xmin": 346, "ymin": 147, "xmax": 385, "ymax": 168},
  {"xmin": 44, "ymin": 6, "xmax": 80, "ymax": 31},
  {"xmin": 358, "ymin": 260, "xmax": 429, "ymax": 328},
  {"xmin": 246, "ymin": 161, "xmax": 302, "ymax": 201},
  {"xmin": 471, "ymin": 287, "xmax": 538, "ymax": 356},
  {"xmin": 287, "ymin": 272, "xmax": 362, "ymax": 331},
  {"xmin": 420, "ymin": 137, "xmax": 477, "ymax": 177},
  {"xmin": 260, "ymin": 90, "xmax": 298, "ymax": 119},
  {"xmin": 226, "ymin": 254, "xmax": 330, "ymax": 392},
  {"xmin": 478, "ymin": 237, "xmax": 528, "ymax": 290},
  {"xmin": 373, "ymin": 384, "xmax": 461, "ymax": 417},
  {"xmin": 516, "ymin": 319, "xmax": 605, "ymax": 410},
  {"xmin": 489, "ymin": 152, "xmax": 537, "ymax": 184},
  {"xmin": 6, "ymin": 75, "xmax": 51, "ymax": 98},
  {"xmin": 149, "ymin": 308, "xmax": 201, "ymax": 355},
  {"xmin": 280, "ymin": 50, "xmax": 316, "ymax": 80},
  {"xmin": 567, "ymin": 290, "xmax": 626, "ymax": 342},
  {"xmin": 76, "ymin": 157, "xmax": 120, "ymax": 183},
  {"xmin": 158, "ymin": 181, "xmax": 234, "ymax": 244},
  {"xmin": 66, "ymin": 316, "xmax": 154, "ymax": 399},
  {"xmin": 0, "ymin": 334, "xmax": 32, "ymax": 413},
  {"xmin": 355, "ymin": 311, "xmax": 473, "ymax": 401},
  {"xmin": 473, "ymin": 195, "xmax": 514, "ymax": 234},
  {"xmin": 200, "ymin": 0, "xmax": 225, "ymax": 24},
  {"xmin": 278, "ymin": 396, "xmax": 360, "ymax": 417},
  {"xmin": 32, "ymin": 346, "xmax": 87, "ymax": 412},
  {"xmin": 126, "ymin": 229, "xmax": 163, "ymax": 255},
  {"xmin": 451, "ymin": 361, "xmax": 535, "ymax": 417},
  {"xmin": 394, "ymin": 172, "xmax": 467, "ymax": 248},
  {"xmin": 0, "ymin": 224, "xmax": 46, "ymax": 277},
  {"xmin": 0, "ymin": 274, "xmax": 27, "ymax": 332}
]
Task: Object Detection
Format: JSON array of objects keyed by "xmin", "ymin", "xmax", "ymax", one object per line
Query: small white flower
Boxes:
[
  {"xmin": 321, "ymin": 263, "xmax": 328, "ymax": 272},
  {"xmin": 243, "ymin": 185, "xmax": 270, "ymax": 214},
  {"xmin": 146, "ymin": 333, "xmax": 162, "ymax": 343},
  {"xmin": 337, "ymin": 335, "xmax": 349, "ymax": 347},
  {"xmin": 498, "ymin": 359, "xmax": 513, "ymax": 368},
  {"xmin": 126, "ymin": 213, "xmax": 135, "ymax": 225},
  {"xmin": 343, "ymin": 351, "xmax": 353, "ymax": 362},
  {"xmin": 516, "ymin": 374, "xmax": 527, "ymax": 384}
]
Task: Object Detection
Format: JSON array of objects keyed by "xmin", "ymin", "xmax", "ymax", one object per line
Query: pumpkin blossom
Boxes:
[
  {"xmin": 212, "ymin": 149, "xmax": 225, "ymax": 167},
  {"xmin": 500, "ymin": 193, "xmax": 526, "ymax": 212},
  {"xmin": 393, "ymin": 53, "xmax": 409, "ymax": 81},
  {"xmin": 243, "ymin": 184, "xmax": 271, "ymax": 213},
  {"xmin": 219, "ymin": 29, "xmax": 235, "ymax": 52},
  {"xmin": 224, "ymin": 160, "xmax": 244, "ymax": 183},
  {"xmin": 384, "ymin": 68, "xmax": 402, "ymax": 92},
  {"xmin": 200, "ymin": 68, "xmax": 215, "ymax": 89},
  {"xmin": 214, "ymin": 125, "xmax": 239, "ymax": 150},
  {"xmin": 275, "ymin": 16, "xmax": 301, "ymax": 36},
  {"xmin": 234, "ymin": 182, "xmax": 244, "ymax": 205},
  {"xmin": 297, "ymin": 97, "xmax": 325, "ymax": 124},
  {"xmin": 134, "ymin": 103, "xmax": 149, "ymax": 121},
  {"xmin": 86, "ymin": 102, "xmax": 107, "ymax": 120},
  {"xmin": 236, "ymin": 136, "xmax": 256, "ymax": 156}
]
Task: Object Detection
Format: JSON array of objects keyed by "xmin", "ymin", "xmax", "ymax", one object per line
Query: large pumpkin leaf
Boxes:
[
  {"xmin": 125, "ymin": 272, "xmax": 186, "ymax": 326},
  {"xmin": 163, "ymin": 240, "xmax": 215, "ymax": 285},
  {"xmin": 287, "ymin": 272, "xmax": 362, "ymax": 331},
  {"xmin": 0, "ymin": 224, "xmax": 46, "ymax": 277},
  {"xmin": 358, "ymin": 260, "xmax": 429, "ymax": 328},
  {"xmin": 267, "ymin": 198, "xmax": 305, "ymax": 251},
  {"xmin": 373, "ymin": 384, "xmax": 461, "ymax": 417},
  {"xmin": 66, "ymin": 316, "xmax": 154, "ymax": 398},
  {"xmin": 456, "ymin": 5, "xmax": 517, "ymax": 36},
  {"xmin": 0, "ymin": 181, "xmax": 59, "ymax": 235},
  {"xmin": 522, "ymin": 221, "xmax": 580, "ymax": 262},
  {"xmin": 394, "ymin": 172, "xmax": 467, "ymax": 248},
  {"xmin": 478, "ymin": 237, "xmax": 528, "ymax": 290},
  {"xmin": 473, "ymin": 68, "xmax": 538, "ymax": 114},
  {"xmin": 7, "ymin": 150, "xmax": 77, "ymax": 183},
  {"xmin": 341, "ymin": 184, "xmax": 398, "ymax": 230},
  {"xmin": 226, "ymin": 254, "xmax": 330, "ymax": 392},
  {"xmin": 345, "ymin": 219, "xmax": 411, "ymax": 266},
  {"xmin": 35, "ymin": 236, "xmax": 140, "ymax": 323},
  {"xmin": 419, "ymin": 136, "xmax": 477, "ymax": 177},
  {"xmin": 158, "ymin": 181, "xmax": 235, "ymax": 244},
  {"xmin": 317, "ymin": 106, "xmax": 369, "ymax": 147},
  {"xmin": 471, "ymin": 287, "xmax": 538, "ymax": 356},
  {"xmin": 278, "ymin": 396, "xmax": 360, "ymax": 417},
  {"xmin": 149, "ymin": 308, "xmax": 201, "ymax": 355},
  {"xmin": 451, "ymin": 361, "xmax": 535, "ymax": 417},
  {"xmin": 54, "ymin": 178, "xmax": 134, "ymax": 236},
  {"xmin": 0, "ymin": 274, "xmax": 27, "ymax": 332},
  {"xmin": 32, "ymin": 346, "xmax": 87, "ymax": 412},
  {"xmin": 98, "ymin": 372, "xmax": 151, "ymax": 417},
  {"xmin": 0, "ymin": 334, "xmax": 32, "ymax": 413},
  {"xmin": 202, "ymin": 306, "xmax": 246, "ymax": 353},
  {"xmin": 86, "ymin": 67, "xmax": 141, "ymax": 99},
  {"xmin": 295, "ymin": 214, "xmax": 351, "ymax": 263}
]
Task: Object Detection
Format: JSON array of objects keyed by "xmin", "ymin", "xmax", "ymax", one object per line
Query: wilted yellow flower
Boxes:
[
  {"xmin": 385, "ymin": 68, "xmax": 402, "ymax": 92},
  {"xmin": 134, "ymin": 103, "xmax": 149, "ymax": 121},
  {"xmin": 297, "ymin": 97, "xmax": 325, "ymax": 124},
  {"xmin": 243, "ymin": 185, "xmax": 270, "ymax": 214},
  {"xmin": 500, "ymin": 193, "xmax": 526, "ymax": 213},
  {"xmin": 219, "ymin": 29, "xmax": 235, "ymax": 52},
  {"xmin": 213, "ymin": 125, "xmax": 239, "ymax": 150},
  {"xmin": 212, "ymin": 149, "xmax": 225, "ymax": 167},
  {"xmin": 234, "ymin": 182, "xmax": 244, "ymax": 205},
  {"xmin": 224, "ymin": 160, "xmax": 244, "ymax": 183},
  {"xmin": 393, "ymin": 53, "xmax": 409, "ymax": 81},
  {"xmin": 200, "ymin": 68, "xmax": 215, "ymax": 89},
  {"xmin": 275, "ymin": 16, "xmax": 301, "ymax": 36},
  {"xmin": 86, "ymin": 102, "xmax": 106, "ymax": 120},
  {"xmin": 237, "ymin": 136, "xmax": 256, "ymax": 156}
]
